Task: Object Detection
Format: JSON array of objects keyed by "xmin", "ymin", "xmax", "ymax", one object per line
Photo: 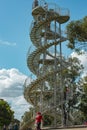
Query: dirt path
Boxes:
[
  {"xmin": 58, "ymin": 128, "xmax": 87, "ymax": 130},
  {"xmin": 43, "ymin": 126, "xmax": 87, "ymax": 130}
]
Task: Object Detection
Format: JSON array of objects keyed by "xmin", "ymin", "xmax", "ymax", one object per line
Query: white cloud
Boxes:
[
  {"xmin": 0, "ymin": 39, "xmax": 16, "ymax": 46},
  {"xmin": 0, "ymin": 68, "xmax": 30, "ymax": 120},
  {"xmin": 71, "ymin": 51, "xmax": 87, "ymax": 76}
]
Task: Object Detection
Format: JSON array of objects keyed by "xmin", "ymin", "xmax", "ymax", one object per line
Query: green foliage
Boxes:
[
  {"xmin": 43, "ymin": 114, "xmax": 54, "ymax": 126},
  {"xmin": 66, "ymin": 16, "xmax": 87, "ymax": 50},
  {"xmin": 0, "ymin": 99, "xmax": 14, "ymax": 126},
  {"xmin": 20, "ymin": 107, "xmax": 35, "ymax": 130},
  {"xmin": 78, "ymin": 76, "xmax": 87, "ymax": 120}
]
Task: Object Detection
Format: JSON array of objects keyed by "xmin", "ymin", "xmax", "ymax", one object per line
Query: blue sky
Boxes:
[{"xmin": 0, "ymin": 0, "xmax": 87, "ymax": 120}]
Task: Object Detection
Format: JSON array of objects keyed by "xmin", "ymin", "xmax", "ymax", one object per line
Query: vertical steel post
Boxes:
[
  {"xmin": 40, "ymin": 11, "xmax": 47, "ymax": 113},
  {"xmin": 59, "ymin": 23, "xmax": 64, "ymax": 127},
  {"xmin": 54, "ymin": 20, "xmax": 57, "ymax": 127}
]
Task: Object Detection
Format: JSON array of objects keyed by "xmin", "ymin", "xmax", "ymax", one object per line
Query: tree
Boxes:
[
  {"xmin": 66, "ymin": 16, "xmax": 87, "ymax": 50},
  {"xmin": 0, "ymin": 99, "xmax": 14, "ymax": 126},
  {"xmin": 61, "ymin": 57, "xmax": 84, "ymax": 125},
  {"xmin": 20, "ymin": 107, "xmax": 34, "ymax": 130},
  {"xmin": 66, "ymin": 16, "xmax": 87, "ymax": 122},
  {"xmin": 78, "ymin": 76, "xmax": 87, "ymax": 120}
]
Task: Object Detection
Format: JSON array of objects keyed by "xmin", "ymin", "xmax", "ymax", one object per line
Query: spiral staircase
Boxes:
[{"xmin": 24, "ymin": 0, "xmax": 70, "ymax": 128}]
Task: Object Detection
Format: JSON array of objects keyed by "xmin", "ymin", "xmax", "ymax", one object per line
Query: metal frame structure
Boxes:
[{"xmin": 24, "ymin": 0, "xmax": 70, "ymax": 128}]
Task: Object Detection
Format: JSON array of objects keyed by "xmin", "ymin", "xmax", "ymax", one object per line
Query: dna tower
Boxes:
[{"xmin": 24, "ymin": 0, "xmax": 70, "ymax": 127}]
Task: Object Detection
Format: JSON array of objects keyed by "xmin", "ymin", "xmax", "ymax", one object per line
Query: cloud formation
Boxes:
[
  {"xmin": 0, "ymin": 40, "xmax": 16, "ymax": 46},
  {"xmin": 0, "ymin": 68, "xmax": 30, "ymax": 120}
]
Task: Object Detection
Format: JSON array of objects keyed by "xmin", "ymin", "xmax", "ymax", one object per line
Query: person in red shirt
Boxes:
[{"xmin": 35, "ymin": 112, "xmax": 43, "ymax": 130}]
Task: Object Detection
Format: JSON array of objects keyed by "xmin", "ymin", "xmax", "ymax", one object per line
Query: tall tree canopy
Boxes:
[
  {"xmin": 0, "ymin": 99, "xmax": 14, "ymax": 126},
  {"xmin": 66, "ymin": 16, "xmax": 87, "ymax": 50}
]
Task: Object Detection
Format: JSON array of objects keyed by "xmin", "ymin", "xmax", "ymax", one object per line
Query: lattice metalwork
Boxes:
[{"xmin": 24, "ymin": 0, "xmax": 70, "ymax": 127}]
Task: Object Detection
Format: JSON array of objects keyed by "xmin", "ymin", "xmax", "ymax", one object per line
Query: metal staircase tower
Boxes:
[{"xmin": 24, "ymin": 0, "xmax": 70, "ymax": 127}]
